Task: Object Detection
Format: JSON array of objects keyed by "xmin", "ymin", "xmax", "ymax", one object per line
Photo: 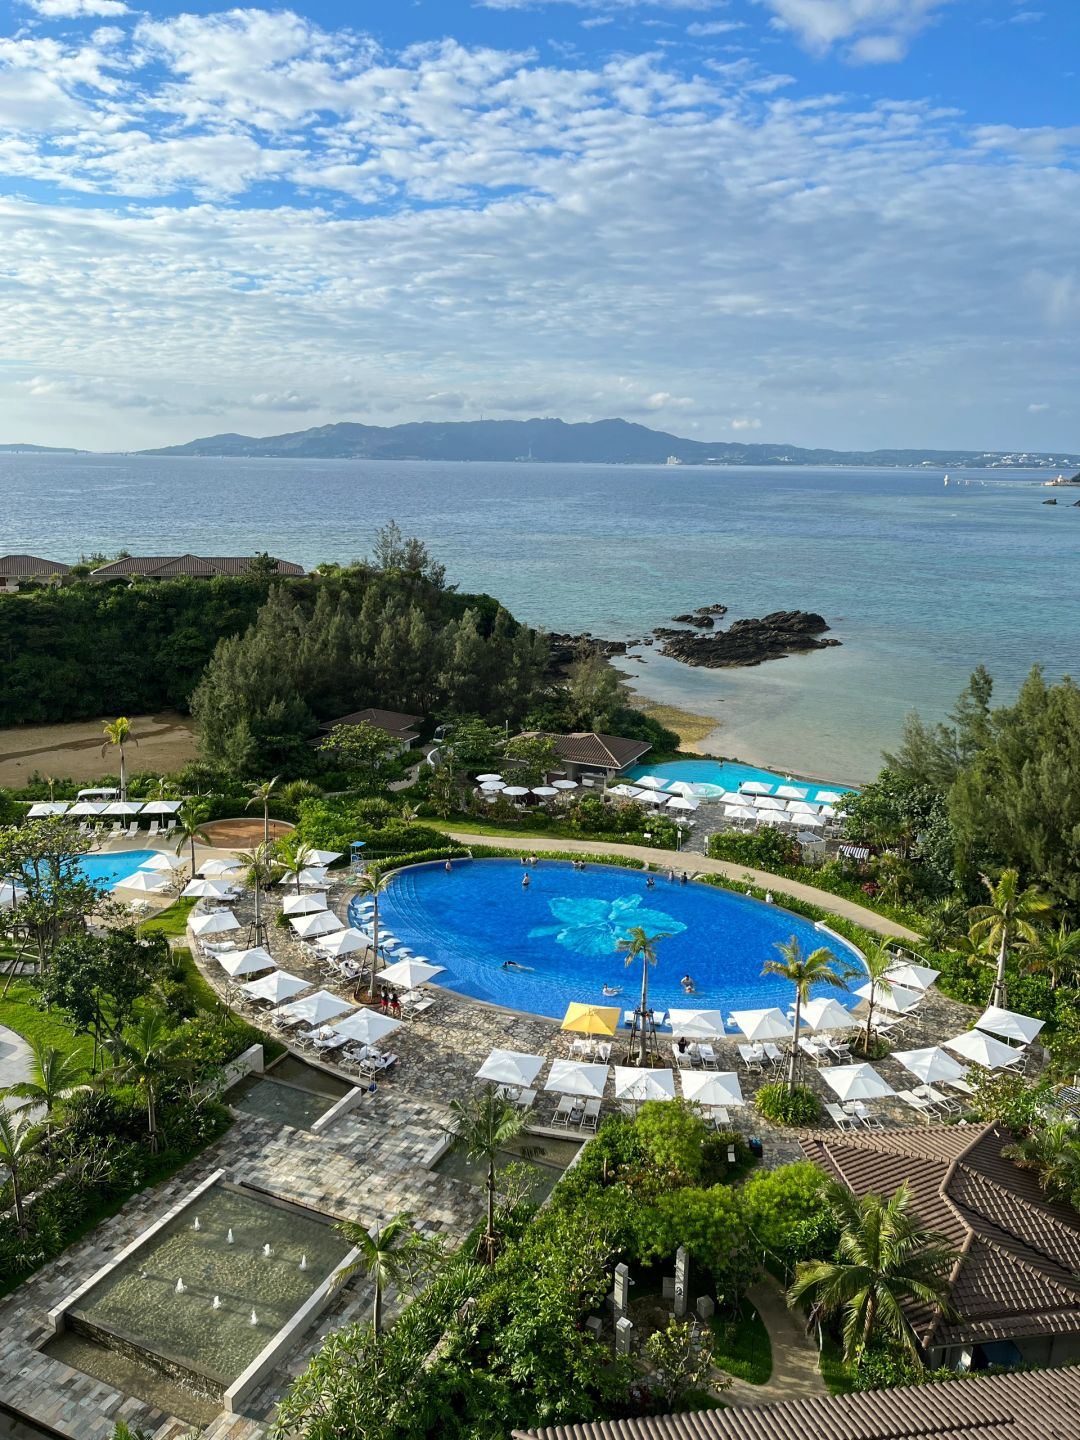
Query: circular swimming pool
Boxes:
[{"xmin": 362, "ymin": 859, "xmax": 863, "ymax": 1021}]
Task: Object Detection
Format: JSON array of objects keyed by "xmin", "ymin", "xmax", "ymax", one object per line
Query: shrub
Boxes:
[
  {"xmin": 634, "ymin": 1100, "xmax": 709, "ymax": 1183},
  {"xmin": 755, "ymin": 1081, "xmax": 820, "ymax": 1127},
  {"xmin": 707, "ymin": 827, "xmax": 801, "ymax": 869}
]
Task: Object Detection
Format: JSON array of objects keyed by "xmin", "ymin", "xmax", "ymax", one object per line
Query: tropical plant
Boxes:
[
  {"xmin": 235, "ymin": 842, "xmax": 277, "ymax": 948},
  {"xmin": 617, "ymin": 925, "xmax": 668, "ymax": 1065},
  {"xmin": 788, "ymin": 1182, "xmax": 958, "ymax": 1366},
  {"xmin": 4, "ymin": 1041, "xmax": 91, "ymax": 1143},
  {"xmin": 754, "ymin": 1081, "xmax": 820, "ymax": 1127},
  {"xmin": 446, "ymin": 1085, "xmax": 526, "ymax": 1263},
  {"xmin": 352, "ymin": 869, "xmax": 397, "ymax": 999},
  {"xmin": 1027, "ymin": 920, "xmax": 1080, "ymax": 991},
  {"xmin": 173, "ymin": 799, "xmax": 211, "ymax": 879},
  {"xmin": 1004, "ymin": 1121, "xmax": 1080, "ymax": 1204},
  {"xmin": 273, "ymin": 831, "xmax": 316, "ymax": 894},
  {"xmin": 0, "ymin": 1109, "xmax": 44, "ymax": 1237},
  {"xmin": 101, "ymin": 716, "xmax": 137, "ymax": 801},
  {"xmin": 247, "ymin": 775, "xmax": 281, "ymax": 845},
  {"xmin": 106, "ymin": 1009, "xmax": 186, "ymax": 1153},
  {"xmin": 967, "ymin": 867, "xmax": 1052, "ymax": 1009},
  {"xmin": 645, "ymin": 1317, "xmax": 720, "ymax": 1407},
  {"xmin": 333, "ymin": 1210, "xmax": 445, "ymax": 1333},
  {"xmin": 857, "ymin": 940, "xmax": 896, "ymax": 1056},
  {"xmin": 761, "ymin": 936, "xmax": 849, "ymax": 1091}
]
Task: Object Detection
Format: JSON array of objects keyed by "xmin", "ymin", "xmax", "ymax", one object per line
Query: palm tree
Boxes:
[
  {"xmin": 617, "ymin": 925, "xmax": 668, "ymax": 1066},
  {"xmin": 762, "ymin": 937, "xmax": 849, "ymax": 1091},
  {"xmin": 968, "ymin": 868, "xmax": 1052, "ymax": 1009},
  {"xmin": 107, "ymin": 1010, "xmax": 185, "ymax": 1154},
  {"xmin": 0, "ymin": 1109, "xmax": 44, "ymax": 1237},
  {"xmin": 353, "ymin": 870, "xmax": 397, "ymax": 1000},
  {"xmin": 788, "ymin": 1182, "xmax": 958, "ymax": 1367},
  {"xmin": 1027, "ymin": 920, "xmax": 1080, "ymax": 992},
  {"xmin": 273, "ymin": 831, "xmax": 317, "ymax": 895},
  {"xmin": 236, "ymin": 842, "xmax": 277, "ymax": 949},
  {"xmin": 246, "ymin": 776, "xmax": 281, "ymax": 845},
  {"xmin": 857, "ymin": 940, "xmax": 896, "ymax": 1056},
  {"xmin": 173, "ymin": 799, "xmax": 211, "ymax": 879},
  {"xmin": 333, "ymin": 1210, "xmax": 444, "ymax": 1332},
  {"xmin": 447, "ymin": 1086, "xmax": 525, "ymax": 1263},
  {"xmin": 4, "ymin": 1041, "xmax": 91, "ymax": 1146},
  {"xmin": 1004, "ymin": 1122, "xmax": 1080, "ymax": 1202},
  {"xmin": 101, "ymin": 717, "xmax": 137, "ymax": 802}
]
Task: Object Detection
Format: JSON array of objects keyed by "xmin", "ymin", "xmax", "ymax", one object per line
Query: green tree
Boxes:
[
  {"xmin": 367, "ymin": 520, "xmax": 448, "ymax": 590},
  {"xmin": 0, "ymin": 1109, "xmax": 44, "ymax": 1237},
  {"xmin": 504, "ymin": 733, "xmax": 560, "ymax": 788},
  {"xmin": 318, "ymin": 723, "xmax": 391, "ymax": 792},
  {"xmin": 172, "ymin": 799, "xmax": 211, "ymax": 879},
  {"xmin": 617, "ymin": 926, "xmax": 669, "ymax": 1065},
  {"xmin": 100, "ymin": 716, "xmax": 137, "ymax": 801},
  {"xmin": 967, "ymin": 867, "xmax": 1051, "ymax": 1009},
  {"xmin": 273, "ymin": 831, "xmax": 317, "ymax": 894},
  {"xmin": 4, "ymin": 1041, "xmax": 91, "ymax": 1144},
  {"xmin": 247, "ymin": 775, "xmax": 281, "ymax": 845},
  {"xmin": 565, "ymin": 644, "xmax": 626, "ymax": 731},
  {"xmin": 645, "ymin": 1317, "xmax": 718, "ymax": 1408},
  {"xmin": 1004, "ymin": 1121, "xmax": 1080, "ymax": 1205},
  {"xmin": 106, "ymin": 1009, "xmax": 186, "ymax": 1153},
  {"xmin": 857, "ymin": 940, "xmax": 895, "ymax": 1056},
  {"xmin": 761, "ymin": 937, "xmax": 849, "ymax": 1091},
  {"xmin": 333, "ymin": 1211, "xmax": 445, "ymax": 1333},
  {"xmin": 788, "ymin": 1182, "xmax": 958, "ymax": 1366},
  {"xmin": 447, "ymin": 1086, "xmax": 526, "ymax": 1263},
  {"xmin": 1027, "ymin": 920, "xmax": 1080, "ymax": 991},
  {"xmin": 42, "ymin": 928, "xmax": 169, "ymax": 1068},
  {"xmin": 0, "ymin": 816, "xmax": 102, "ymax": 972}
]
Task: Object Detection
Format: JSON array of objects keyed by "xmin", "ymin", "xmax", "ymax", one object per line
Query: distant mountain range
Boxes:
[
  {"xmin": 0, "ymin": 443, "xmax": 81, "ymax": 453},
  {"xmin": 139, "ymin": 419, "xmax": 1079, "ymax": 469}
]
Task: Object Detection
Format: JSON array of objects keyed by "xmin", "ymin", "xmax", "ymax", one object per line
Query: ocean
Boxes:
[{"xmin": 3, "ymin": 453, "xmax": 1077, "ymax": 783}]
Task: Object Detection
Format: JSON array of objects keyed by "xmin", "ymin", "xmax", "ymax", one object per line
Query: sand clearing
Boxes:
[
  {"xmin": 0, "ymin": 712, "xmax": 199, "ymax": 788},
  {"xmin": 200, "ymin": 818, "xmax": 295, "ymax": 847}
]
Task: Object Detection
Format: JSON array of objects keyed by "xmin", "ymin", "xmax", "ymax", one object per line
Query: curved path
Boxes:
[
  {"xmin": 715, "ymin": 1279, "xmax": 828, "ymax": 1407},
  {"xmin": 444, "ymin": 831, "xmax": 919, "ymax": 942},
  {"xmin": 0, "ymin": 1023, "xmax": 34, "ymax": 1105}
]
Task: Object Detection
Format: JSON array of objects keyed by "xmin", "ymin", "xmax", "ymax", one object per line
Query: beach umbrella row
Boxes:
[
  {"xmin": 528, "ymin": 1054, "xmax": 745, "ymax": 1109},
  {"xmin": 27, "ymin": 799, "xmax": 183, "ymax": 818}
]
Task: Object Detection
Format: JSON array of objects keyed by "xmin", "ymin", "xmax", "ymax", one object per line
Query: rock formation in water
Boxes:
[{"xmin": 653, "ymin": 611, "xmax": 840, "ymax": 668}]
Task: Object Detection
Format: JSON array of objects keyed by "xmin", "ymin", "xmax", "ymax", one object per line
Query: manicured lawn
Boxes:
[
  {"xmin": 819, "ymin": 1331, "xmax": 857, "ymax": 1394},
  {"xmin": 141, "ymin": 896, "xmax": 197, "ymax": 937},
  {"xmin": 0, "ymin": 977, "xmax": 94, "ymax": 1064},
  {"xmin": 710, "ymin": 1304, "xmax": 773, "ymax": 1385}
]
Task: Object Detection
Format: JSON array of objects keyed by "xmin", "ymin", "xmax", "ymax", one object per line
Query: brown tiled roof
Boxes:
[
  {"xmin": 514, "ymin": 732, "xmax": 652, "ymax": 770},
  {"xmin": 0, "ymin": 553, "xmax": 71, "ymax": 577},
  {"xmin": 513, "ymin": 1364, "xmax": 1080, "ymax": 1440},
  {"xmin": 89, "ymin": 555, "xmax": 304, "ymax": 578},
  {"xmin": 318, "ymin": 707, "xmax": 424, "ymax": 740},
  {"xmin": 800, "ymin": 1123, "xmax": 1080, "ymax": 1350}
]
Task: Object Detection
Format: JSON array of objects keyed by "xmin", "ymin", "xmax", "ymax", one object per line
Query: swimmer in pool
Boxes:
[{"xmin": 601, "ymin": 984, "xmax": 622, "ymax": 997}]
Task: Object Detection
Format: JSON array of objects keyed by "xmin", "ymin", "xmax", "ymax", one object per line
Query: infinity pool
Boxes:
[
  {"xmin": 624, "ymin": 760, "xmax": 854, "ymax": 805},
  {"xmin": 76, "ymin": 850, "xmax": 158, "ymax": 888},
  {"xmin": 370, "ymin": 859, "xmax": 862, "ymax": 1020}
]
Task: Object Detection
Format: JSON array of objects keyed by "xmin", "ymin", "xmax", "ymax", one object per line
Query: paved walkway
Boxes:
[
  {"xmin": 445, "ymin": 832, "xmax": 920, "ymax": 942},
  {"xmin": 0, "ymin": 1023, "xmax": 33, "ymax": 1105},
  {"xmin": 716, "ymin": 1279, "xmax": 827, "ymax": 1407}
]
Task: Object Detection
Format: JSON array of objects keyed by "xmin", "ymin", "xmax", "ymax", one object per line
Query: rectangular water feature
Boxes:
[
  {"xmin": 227, "ymin": 1054, "xmax": 352, "ymax": 1130},
  {"xmin": 434, "ymin": 1133, "xmax": 582, "ymax": 1202},
  {"xmin": 54, "ymin": 1178, "xmax": 352, "ymax": 1410}
]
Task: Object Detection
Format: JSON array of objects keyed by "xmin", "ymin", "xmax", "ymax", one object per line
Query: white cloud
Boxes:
[
  {"xmin": 731, "ymin": 416, "xmax": 763, "ymax": 429},
  {"xmin": 1027, "ymin": 402, "xmax": 1050, "ymax": 414},
  {"xmin": 687, "ymin": 21, "xmax": 746, "ymax": 35},
  {"xmin": 761, "ymin": 0, "xmax": 952, "ymax": 62},
  {"xmin": 25, "ymin": 0, "xmax": 128, "ymax": 15}
]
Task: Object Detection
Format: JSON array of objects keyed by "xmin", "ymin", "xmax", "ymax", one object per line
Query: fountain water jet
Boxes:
[
  {"xmin": 227, "ymin": 1229, "xmax": 234, "ymax": 1244},
  {"xmin": 249, "ymin": 1309, "xmax": 258, "ymax": 1326},
  {"xmin": 175, "ymin": 1278, "xmax": 185, "ymax": 1294},
  {"xmin": 262, "ymin": 1243, "xmax": 272, "ymax": 1258},
  {"xmin": 193, "ymin": 1217, "xmax": 201, "ymax": 1231},
  {"xmin": 299, "ymin": 1254, "xmax": 307, "ymax": 1271},
  {"xmin": 212, "ymin": 1296, "xmax": 222, "ymax": 1310}
]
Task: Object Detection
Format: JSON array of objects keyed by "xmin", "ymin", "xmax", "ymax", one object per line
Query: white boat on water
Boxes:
[{"xmin": 943, "ymin": 474, "xmax": 949, "ymax": 486}]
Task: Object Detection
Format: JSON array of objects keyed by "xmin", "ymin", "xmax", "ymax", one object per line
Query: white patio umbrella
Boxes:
[
  {"xmin": 297, "ymin": 867, "xmax": 330, "ymax": 887},
  {"xmin": 378, "ymin": 958, "xmax": 445, "ymax": 989},
  {"xmin": 475, "ymin": 774, "xmax": 503, "ymax": 783},
  {"xmin": 613, "ymin": 1067, "xmax": 676, "ymax": 1103},
  {"xmin": 27, "ymin": 801, "xmax": 71, "ymax": 816},
  {"xmin": 476, "ymin": 1049, "xmax": 546, "ymax": 1088},
  {"xmin": 855, "ymin": 980, "xmax": 923, "ymax": 1014},
  {"xmin": 893, "ymin": 1047, "xmax": 968, "ymax": 1086},
  {"xmin": 885, "ymin": 961, "xmax": 940, "ymax": 991},
  {"xmin": 502, "ymin": 786, "xmax": 529, "ymax": 798},
  {"xmin": 68, "ymin": 801, "xmax": 107, "ymax": 817},
  {"xmin": 199, "ymin": 858, "xmax": 242, "ymax": 877},
  {"xmin": 667, "ymin": 795, "xmax": 699, "ymax": 812},
  {"xmin": 290, "ymin": 910, "xmax": 344, "ymax": 939},
  {"xmin": 680, "ymin": 1070, "xmax": 745, "ymax": 1108},
  {"xmin": 740, "ymin": 781, "xmax": 773, "ymax": 795},
  {"xmin": 757, "ymin": 812, "xmax": 789, "ymax": 828},
  {"xmin": 775, "ymin": 785, "xmax": 809, "ymax": 800},
  {"xmin": 272, "ymin": 991, "xmax": 353, "ymax": 1028},
  {"xmin": 103, "ymin": 801, "xmax": 143, "ymax": 816},
  {"xmin": 724, "ymin": 804, "xmax": 758, "ymax": 822},
  {"xmin": 189, "ymin": 910, "xmax": 240, "ymax": 936},
  {"xmin": 240, "ymin": 970, "xmax": 309, "ymax": 1004},
  {"xmin": 318, "ymin": 928, "xmax": 367, "ymax": 957},
  {"xmin": 638, "ymin": 791, "xmax": 669, "ymax": 805},
  {"xmin": 755, "ymin": 796, "xmax": 786, "ymax": 810},
  {"xmin": 667, "ymin": 1008, "xmax": 726, "ymax": 1038},
  {"xmin": 217, "ymin": 947, "xmax": 275, "ymax": 978},
  {"xmin": 787, "ymin": 801, "xmax": 819, "ymax": 815},
  {"xmin": 139, "ymin": 852, "xmax": 185, "ymax": 872},
  {"xmin": 114, "ymin": 870, "xmax": 170, "ymax": 894},
  {"xmin": 730, "ymin": 1008, "xmax": 793, "ymax": 1043},
  {"xmin": 479, "ymin": 781, "xmax": 505, "ymax": 792},
  {"xmin": 140, "ymin": 799, "xmax": 181, "ymax": 815},
  {"xmin": 945, "ymin": 1030, "xmax": 1023, "ymax": 1070},
  {"xmin": 667, "ymin": 781, "xmax": 700, "ymax": 798},
  {"xmin": 182, "ymin": 878, "xmax": 234, "ymax": 900},
  {"xmin": 821, "ymin": 1063, "xmax": 895, "ymax": 1102},
  {"xmin": 608, "ymin": 785, "xmax": 644, "ymax": 799},
  {"xmin": 282, "ymin": 892, "xmax": 328, "ymax": 916},
  {"xmin": 815, "ymin": 791, "xmax": 845, "ymax": 804},
  {"xmin": 305, "ymin": 850, "xmax": 342, "ymax": 866},
  {"xmin": 634, "ymin": 775, "xmax": 670, "ymax": 791},
  {"xmin": 551, "ymin": 780, "xmax": 578, "ymax": 791},
  {"xmin": 819, "ymin": 805, "xmax": 838, "ymax": 819},
  {"xmin": 800, "ymin": 997, "xmax": 853, "ymax": 1032},
  {"xmin": 333, "ymin": 1009, "xmax": 402, "ymax": 1046},
  {"xmin": 796, "ymin": 813, "xmax": 825, "ymax": 829},
  {"xmin": 975, "ymin": 1006, "xmax": 1044, "ymax": 1046},
  {"xmin": 531, "ymin": 787, "xmax": 559, "ymax": 798},
  {"xmin": 544, "ymin": 1059, "xmax": 609, "ymax": 1098}
]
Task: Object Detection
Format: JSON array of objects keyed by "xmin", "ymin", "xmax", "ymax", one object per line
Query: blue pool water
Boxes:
[
  {"xmin": 624, "ymin": 759, "xmax": 854, "ymax": 805},
  {"xmin": 365, "ymin": 859, "xmax": 863, "ymax": 1021},
  {"xmin": 76, "ymin": 851, "xmax": 158, "ymax": 889}
]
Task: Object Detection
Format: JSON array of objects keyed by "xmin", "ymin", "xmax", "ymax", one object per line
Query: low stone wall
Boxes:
[
  {"xmin": 219, "ymin": 1043, "xmax": 265, "ymax": 1092},
  {"xmin": 310, "ymin": 1085, "xmax": 366, "ymax": 1133}
]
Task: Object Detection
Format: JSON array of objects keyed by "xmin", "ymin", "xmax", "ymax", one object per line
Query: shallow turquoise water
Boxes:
[
  {"xmin": 625, "ymin": 759, "xmax": 853, "ymax": 802},
  {"xmin": 76, "ymin": 851, "xmax": 157, "ymax": 887}
]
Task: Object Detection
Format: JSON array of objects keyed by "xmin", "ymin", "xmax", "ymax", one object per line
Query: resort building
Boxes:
[
  {"xmin": 316, "ymin": 707, "xmax": 425, "ymax": 754},
  {"xmin": 88, "ymin": 554, "xmax": 305, "ymax": 580},
  {"xmin": 800, "ymin": 1123, "xmax": 1080, "ymax": 1370},
  {"xmin": 510, "ymin": 731, "xmax": 652, "ymax": 783},
  {"xmin": 514, "ymin": 1364, "xmax": 1080, "ymax": 1440},
  {"xmin": 0, "ymin": 553, "xmax": 71, "ymax": 591}
]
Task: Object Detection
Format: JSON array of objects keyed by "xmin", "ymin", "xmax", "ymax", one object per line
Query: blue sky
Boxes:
[{"xmin": 0, "ymin": 0, "xmax": 1077, "ymax": 450}]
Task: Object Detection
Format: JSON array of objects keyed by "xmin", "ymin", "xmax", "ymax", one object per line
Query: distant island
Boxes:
[
  {"xmin": 138, "ymin": 418, "xmax": 1080, "ymax": 469},
  {"xmin": 0, "ymin": 443, "xmax": 81, "ymax": 454}
]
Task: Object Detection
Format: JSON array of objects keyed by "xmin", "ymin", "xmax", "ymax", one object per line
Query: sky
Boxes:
[{"xmin": 0, "ymin": 0, "xmax": 1078, "ymax": 452}]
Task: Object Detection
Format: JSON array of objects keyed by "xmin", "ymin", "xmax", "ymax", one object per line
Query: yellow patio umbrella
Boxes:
[{"xmin": 561, "ymin": 1002, "xmax": 621, "ymax": 1037}]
